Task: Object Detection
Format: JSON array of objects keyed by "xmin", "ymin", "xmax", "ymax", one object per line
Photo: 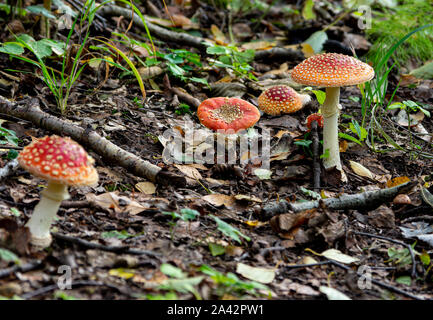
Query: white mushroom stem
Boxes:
[
  {"xmin": 25, "ymin": 181, "xmax": 70, "ymax": 248},
  {"xmin": 322, "ymin": 87, "xmax": 342, "ymax": 171}
]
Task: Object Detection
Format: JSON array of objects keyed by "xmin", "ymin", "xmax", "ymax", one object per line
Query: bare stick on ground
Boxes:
[
  {"xmin": 310, "ymin": 120, "xmax": 321, "ymax": 191},
  {"xmin": 0, "ymin": 260, "xmax": 42, "ymax": 279},
  {"xmin": 261, "ymin": 181, "xmax": 416, "ymax": 219},
  {"xmin": 0, "ymin": 96, "xmax": 185, "ymax": 185},
  {"xmin": 353, "ymin": 231, "xmax": 417, "ymax": 277},
  {"xmin": 52, "ymin": 232, "xmax": 161, "ymax": 258}
]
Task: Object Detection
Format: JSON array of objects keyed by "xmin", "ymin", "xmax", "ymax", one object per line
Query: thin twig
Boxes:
[
  {"xmin": 0, "ymin": 260, "xmax": 42, "ymax": 279},
  {"xmin": 261, "ymin": 181, "xmax": 416, "ymax": 219},
  {"xmin": 352, "ymin": 231, "xmax": 417, "ymax": 278},
  {"xmin": 52, "ymin": 232, "xmax": 161, "ymax": 258},
  {"xmin": 282, "ymin": 260, "xmax": 424, "ymax": 300},
  {"xmin": 21, "ymin": 280, "xmax": 128, "ymax": 299},
  {"xmin": 329, "ymin": 260, "xmax": 424, "ymax": 301},
  {"xmin": 310, "ymin": 121, "xmax": 321, "ymax": 191}
]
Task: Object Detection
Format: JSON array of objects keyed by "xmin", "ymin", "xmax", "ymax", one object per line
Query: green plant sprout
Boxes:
[
  {"xmin": 206, "ymin": 44, "xmax": 256, "ymax": 80},
  {"xmin": 199, "ymin": 264, "xmax": 269, "ymax": 298},
  {"xmin": 163, "ymin": 208, "xmax": 200, "ymax": 240}
]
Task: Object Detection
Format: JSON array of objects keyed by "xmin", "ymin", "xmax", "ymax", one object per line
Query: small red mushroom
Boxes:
[
  {"xmin": 18, "ymin": 135, "xmax": 98, "ymax": 248},
  {"xmin": 257, "ymin": 85, "xmax": 310, "ymax": 116},
  {"xmin": 306, "ymin": 113, "xmax": 324, "ymax": 131},
  {"xmin": 197, "ymin": 97, "xmax": 260, "ymax": 133}
]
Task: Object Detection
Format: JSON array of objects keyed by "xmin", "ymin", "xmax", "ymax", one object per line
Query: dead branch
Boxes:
[
  {"xmin": 52, "ymin": 232, "xmax": 161, "ymax": 258},
  {"xmin": 254, "ymin": 47, "xmax": 304, "ymax": 61},
  {"xmin": 21, "ymin": 280, "xmax": 130, "ymax": 299},
  {"xmin": 170, "ymin": 87, "xmax": 201, "ymax": 109},
  {"xmin": 261, "ymin": 181, "xmax": 416, "ymax": 220},
  {"xmin": 0, "ymin": 260, "xmax": 42, "ymax": 278},
  {"xmin": 311, "ymin": 121, "xmax": 321, "ymax": 191},
  {"xmin": 0, "ymin": 96, "xmax": 185, "ymax": 185},
  {"xmin": 98, "ymin": 4, "xmax": 209, "ymax": 50},
  {"xmin": 284, "ymin": 260, "xmax": 424, "ymax": 300},
  {"xmin": 353, "ymin": 231, "xmax": 417, "ymax": 277}
]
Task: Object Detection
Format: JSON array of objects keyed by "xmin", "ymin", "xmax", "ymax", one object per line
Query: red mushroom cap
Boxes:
[
  {"xmin": 306, "ymin": 113, "xmax": 324, "ymax": 131},
  {"xmin": 18, "ymin": 135, "xmax": 98, "ymax": 186},
  {"xmin": 257, "ymin": 85, "xmax": 308, "ymax": 115},
  {"xmin": 291, "ymin": 53, "xmax": 375, "ymax": 87},
  {"xmin": 197, "ymin": 97, "xmax": 260, "ymax": 133}
]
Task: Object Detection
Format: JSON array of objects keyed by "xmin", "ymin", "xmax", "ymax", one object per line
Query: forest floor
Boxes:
[{"xmin": 0, "ymin": 0, "xmax": 432, "ymax": 300}]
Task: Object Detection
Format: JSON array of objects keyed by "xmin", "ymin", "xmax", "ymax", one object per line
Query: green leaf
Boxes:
[
  {"xmin": 159, "ymin": 277, "xmax": 203, "ymax": 299},
  {"xmin": 206, "ymin": 46, "xmax": 228, "ymax": 55},
  {"xmin": 338, "ymin": 132, "xmax": 363, "ymax": 146},
  {"xmin": 161, "ymin": 263, "xmax": 186, "ymax": 279},
  {"xmin": 208, "ymin": 243, "xmax": 226, "ymax": 256},
  {"xmin": 396, "ymin": 276, "xmax": 411, "ymax": 286},
  {"xmin": 167, "ymin": 62, "xmax": 185, "ymax": 77},
  {"xmin": 311, "ymin": 90, "xmax": 326, "ymax": 105},
  {"xmin": 189, "ymin": 77, "xmax": 209, "ymax": 86},
  {"xmin": 302, "ymin": 0, "xmax": 316, "ymax": 20},
  {"xmin": 0, "ymin": 42, "xmax": 25, "ymax": 55},
  {"xmin": 320, "ymin": 148, "xmax": 330, "ymax": 159},
  {"xmin": 146, "ymin": 292, "xmax": 178, "ymax": 300},
  {"xmin": 420, "ymin": 252, "xmax": 430, "ymax": 266},
  {"xmin": 300, "ymin": 186, "xmax": 321, "ymax": 200},
  {"xmin": 179, "ymin": 208, "xmax": 200, "ymax": 221},
  {"xmin": 26, "ymin": 5, "xmax": 56, "ymax": 19},
  {"xmin": 0, "ymin": 248, "xmax": 19, "ymax": 263},
  {"xmin": 101, "ymin": 230, "xmax": 134, "ymax": 240},
  {"xmin": 294, "ymin": 139, "xmax": 313, "ymax": 148},
  {"xmin": 305, "ymin": 31, "xmax": 328, "ymax": 54},
  {"xmin": 210, "ymin": 215, "xmax": 251, "ymax": 244},
  {"xmin": 53, "ymin": 291, "xmax": 79, "ymax": 300}
]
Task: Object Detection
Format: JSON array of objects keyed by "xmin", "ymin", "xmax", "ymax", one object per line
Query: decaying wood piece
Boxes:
[
  {"xmin": 261, "ymin": 181, "xmax": 416, "ymax": 220},
  {"xmin": 254, "ymin": 47, "xmax": 303, "ymax": 61},
  {"xmin": 311, "ymin": 121, "xmax": 321, "ymax": 191},
  {"xmin": 0, "ymin": 96, "xmax": 185, "ymax": 185}
]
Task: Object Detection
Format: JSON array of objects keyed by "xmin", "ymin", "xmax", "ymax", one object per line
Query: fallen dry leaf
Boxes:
[
  {"xmin": 135, "ymin": 181, "xmax": 156, "ymax": 195},
  {"xmin": 349, "ymin": 160, "xmax": 374, "ymax": 179},
  {"xmin": 174, "ymin": 164, "xmax": 203, "ymax": 180},
  {"xmin": 202, "ymin": 193, "xmax": 236, "ymax": 208}
]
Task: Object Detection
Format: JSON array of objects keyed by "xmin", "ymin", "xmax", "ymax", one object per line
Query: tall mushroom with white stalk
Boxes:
[
  {"xmin": 18, "ymin": 135, "xmax": 98, "ymax": 248},
  {"xmin": 291, "ymin": 53, "xmax": 374, "ymax": 175}
]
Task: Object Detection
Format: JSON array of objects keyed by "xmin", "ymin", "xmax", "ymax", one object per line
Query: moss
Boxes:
[{"xmin": 366, "ymin": 0, "xmax": 433, "ymax": 66}]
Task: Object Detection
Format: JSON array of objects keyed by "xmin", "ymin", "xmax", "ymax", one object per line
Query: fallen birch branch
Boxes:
[
  {"xmin": 0, "ymin": 96, "xmax": 185, "ymax": 185},
  {"xmin": 98, "ymin": 5, "xmax": 304, "ymax": 63},
  {"xmin": 98, "ymin": 4, "xmax": 209, "ymax": 50},
  {"xmin": 261, "ymin": 181, "xmax": 416, "ymax": 220}
]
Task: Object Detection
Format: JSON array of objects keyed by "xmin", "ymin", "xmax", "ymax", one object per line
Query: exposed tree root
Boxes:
[
  {"xmin": 0, "ymin": 96, "xmax": 185, "ymax": 185},
  {"xmin": 261, "ymin": 181, "xmax": 416, "ymax": 220}
]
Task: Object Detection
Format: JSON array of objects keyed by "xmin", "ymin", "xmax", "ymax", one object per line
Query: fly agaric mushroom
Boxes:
[
  {"xmin": 291, "ymin": 53, "xmax": 374, "ymax": 173},
  {"xmin": 306, "ymin": 113, "xmax": 324, "ymax": 131},
  {"xmin": 257, "ymin": 85, "xmax": 310, "ymax": 115},
  {"xmin": 18, "ymin": 135, "xmax": 98, "ymax": 248},
  {"xmin": 197, "ymin": 97, "xmax": 260, "ymax": 133}
]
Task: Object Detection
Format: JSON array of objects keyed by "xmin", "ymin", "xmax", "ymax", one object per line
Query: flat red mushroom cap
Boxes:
[
  {"xmin": 18, "ymin": 135, "xmax": 98, "ymax": 186},
  {"xmin": 258, "ymin": 85, "xmax": 306, "ymax": 115},
  {"xmin": 197, "ymin": 97, "xmax": 260, "ymax": 133}
]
